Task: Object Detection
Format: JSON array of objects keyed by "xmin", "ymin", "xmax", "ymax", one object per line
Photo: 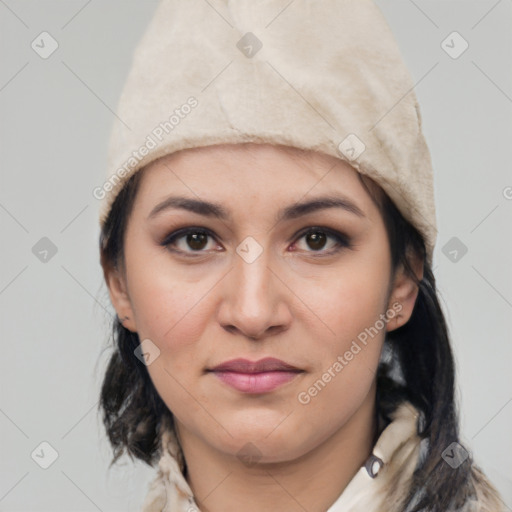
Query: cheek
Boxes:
[
  {"xmin": 291, "ymin": 254, "xmax": 390, "ymax": 348},
  {"xmin": 125, "ymin": 239, "xmax": 215, "ymax": 344},
  {"xmin": 290, "ymin": 274, "xmax": 388, "ymax": 449},
  {"xmin": 126, "ymin": 260, "xmax": 216, "ymax": 424},
  {"xmin": 286, "ymin": 249, "xmax": 391, "ymax": 423},
  {"xmin": 295, "ymin": 273, "xmax": 387, "ymax": 394}
]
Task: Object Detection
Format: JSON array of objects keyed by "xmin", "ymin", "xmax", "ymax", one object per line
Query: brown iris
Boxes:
[
  {"xmin": 305, "ymin": 231, "xmax": 327, "ymax": 251},
  {"xmin": 187, "ymin": 232, "xmax": 208, "ymax": 250}
]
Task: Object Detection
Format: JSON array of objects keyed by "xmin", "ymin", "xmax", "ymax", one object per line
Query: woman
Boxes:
[{"xmin": 97, "ymin": 1, "xmax": 506, "ymax": 510}]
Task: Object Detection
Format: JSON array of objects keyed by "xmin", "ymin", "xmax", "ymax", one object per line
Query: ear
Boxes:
[
  {"xmin": 386, "ymin": 251, "xmax": 424, "ymax": 332},
  {"xmin": 102, "ymin": 261, "xmax": 138, "ymax": 332}
]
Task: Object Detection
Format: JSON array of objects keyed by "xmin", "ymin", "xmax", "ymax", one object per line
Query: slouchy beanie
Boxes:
[{"xmin": 98, "ymin": 0, "xmax": 438, "ymax": 266}]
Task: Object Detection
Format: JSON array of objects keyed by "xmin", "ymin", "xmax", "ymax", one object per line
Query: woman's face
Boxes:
[{"xmin": 106, "ymin": 142, "xmax": 418, "ymax": 464}]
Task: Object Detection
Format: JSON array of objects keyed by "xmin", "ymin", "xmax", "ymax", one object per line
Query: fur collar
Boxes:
[{"xmin": 139, "ymin": 400, "xmax": 505, "ymax": 511}]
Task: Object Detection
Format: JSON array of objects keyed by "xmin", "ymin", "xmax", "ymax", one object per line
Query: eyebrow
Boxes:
[{"xmin": 147, "ymin": 195, "xmax": 366, "ymax": 222}]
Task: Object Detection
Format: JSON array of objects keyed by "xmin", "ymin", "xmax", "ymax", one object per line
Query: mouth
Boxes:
[{"xmin": 207, "ymin": 357, "xmax": 304, "ymax": 394}]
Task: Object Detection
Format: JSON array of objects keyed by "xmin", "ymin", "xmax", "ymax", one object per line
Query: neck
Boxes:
[{"xmin": 177, "ymin": 382, "xmax": 378, "ymax": 512}]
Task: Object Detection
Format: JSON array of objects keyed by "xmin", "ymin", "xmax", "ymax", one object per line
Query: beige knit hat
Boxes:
[{"xmin": 97, "ymin": 0, "xmax": 437, "ymax": 265}]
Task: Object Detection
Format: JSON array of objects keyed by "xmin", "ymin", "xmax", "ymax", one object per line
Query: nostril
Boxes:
[{"xmin": 224, "ymin": 325, "xmax": 237, "ymax": 335}]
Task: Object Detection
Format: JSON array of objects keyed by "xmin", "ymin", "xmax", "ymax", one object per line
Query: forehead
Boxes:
[{"xmin": 133, "ymin": 143, "xmax": 381, "ymax": 222}]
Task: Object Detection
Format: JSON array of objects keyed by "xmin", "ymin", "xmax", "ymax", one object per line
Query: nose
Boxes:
[{"xmin": 216, "ymin": 248, "xmax": 292, "ymax": 341}]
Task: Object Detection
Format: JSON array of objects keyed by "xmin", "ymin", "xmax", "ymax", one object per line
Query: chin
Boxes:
[
  {"xmin": 219, "ymin": 437, "xmax": 306, "ymax": 466},
  {"xmin": 210, "ymin": 420, "xmax": 313, "ymax": 464}
]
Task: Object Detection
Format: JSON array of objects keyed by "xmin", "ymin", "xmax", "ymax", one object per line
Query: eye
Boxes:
[
  {"xmin": 292, "ymin": 227, "xmax": 351, "ymax": 255},
  {"xmin": 161, "ymin": 227, "xmax": 220, "ymax": 255}
]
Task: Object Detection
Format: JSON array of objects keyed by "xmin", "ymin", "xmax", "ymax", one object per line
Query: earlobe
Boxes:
[
  {"xmin": 103, "ymin": 263, "xmax": 138, "ymax": 332},
  {"xmin": 386, "ymin": 255, "xmax": 424, "ymax": 332}
]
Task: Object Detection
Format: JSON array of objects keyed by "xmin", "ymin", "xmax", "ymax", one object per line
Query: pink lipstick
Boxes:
[{"xmin": 208, "ymin": 357, "xmax": 303, "ymax": 393}]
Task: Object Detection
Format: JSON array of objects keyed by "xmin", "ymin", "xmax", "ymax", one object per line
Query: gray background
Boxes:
[{"xmin": 1, "ymin": 0, "xmax": 511, "ymax": 510}]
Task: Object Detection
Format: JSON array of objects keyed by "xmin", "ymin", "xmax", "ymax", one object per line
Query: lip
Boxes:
[
  {"xmin": 208, "ymin": 357, "xmax": 303, "ymax": 394},
  {"xmin": 209, "ymin": 357, "xmax": 301, "ymax": 373}
]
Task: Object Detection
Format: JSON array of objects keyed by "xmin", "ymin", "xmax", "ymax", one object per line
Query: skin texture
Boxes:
[{"xmin": 104, "ymin": 142, "xmax": 423, "ymax": 512}]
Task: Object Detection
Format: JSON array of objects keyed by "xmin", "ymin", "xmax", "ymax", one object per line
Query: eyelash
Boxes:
[{"xmin": 160, "ymin": 226, "xmax": 352, "ymax": 257}]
